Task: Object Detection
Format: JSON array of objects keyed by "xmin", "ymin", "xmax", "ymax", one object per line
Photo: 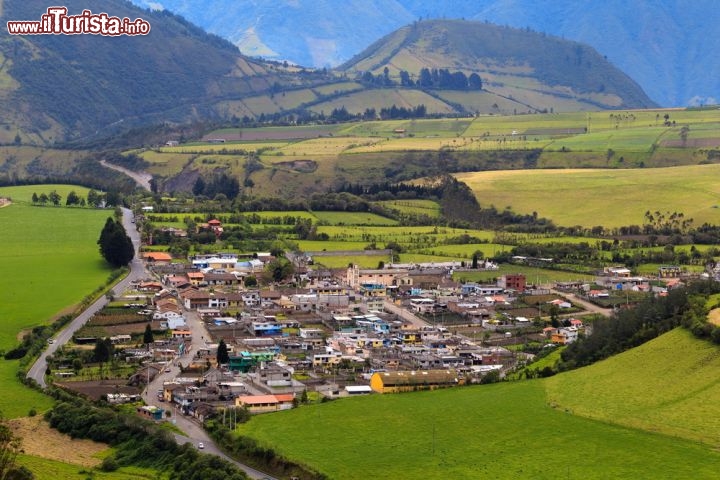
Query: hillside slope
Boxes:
[
  {"xmin": 339, "ymin": 20, "xmax": 655, "ymax": 111},
  {"xmin": 545, "ymin": 327, "xmax": 720, "ymax": 444},
  {"xmin": 131, "ymin": 0, "xmax": 720, "ymax": 107},
  {"xmin": 0, "ymin": 0, "xmax": 295, "ymax": 144},
  {"xmin": 236, "ymin": 328, "xmax": 720, "ymax": 478}
]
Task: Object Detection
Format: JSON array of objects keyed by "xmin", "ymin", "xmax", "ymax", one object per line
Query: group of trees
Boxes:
[
  {"xmin": 358, "ymin": 67, "xmax": 482, "ymax": 91},
  {"xmin": 327, "ymin": 104, "xmax": 427, "ymax": 122},
  {"xmin": 31, "ymin": 188, "xmax": 115, "ymax": 208},
  {"xmin": 193, "ymin": 173, "xmax": 241, "ymax": 200},
  {"xmin": 45, "ymin": 397, "xmax": 248, "ymax": 479},
  {"xmin": 98, "ymin": 217, "xmax": 135, "ymax": 267},
  {"xmin": 559, "ymin": 280, "xmax": 720, "ymax": 371}
]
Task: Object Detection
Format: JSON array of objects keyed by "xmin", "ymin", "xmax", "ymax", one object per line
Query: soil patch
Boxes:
[
  {"xmin": 275, "ymin": 159, "xmax": 317, "ymax": 173},
  {"xmin": 660, "ymin": 138, "xmax": 720, "ymax": 148},
  {"xmin": 56, "ymin": 380, "xmax": 141, "ymax": 401},
  {"xmin": 203, "ymin": 129, "xmax": 330, "ymax": 141},
  {"xmin": 9, "ymin": 416, "xmax": 105, "ymax": 468},
  {"xmin": 708, "ymin": 308, "xmax": 720, "ymax": 326}
]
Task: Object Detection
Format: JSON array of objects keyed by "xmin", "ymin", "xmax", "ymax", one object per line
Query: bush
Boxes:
[{"xmin": 100, "ymin": 457, "xmax": 118, "ymax": 472}]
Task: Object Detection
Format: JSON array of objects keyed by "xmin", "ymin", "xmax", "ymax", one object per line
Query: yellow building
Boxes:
[{"xmin": 370, "ymin": 370, "xmax": 460, "ymax": 394}]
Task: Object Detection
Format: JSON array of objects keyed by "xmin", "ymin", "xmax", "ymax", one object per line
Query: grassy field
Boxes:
[
  {"xmin": 545, "ymin": 328, "xmax": 720, "ymax": 444},
  {"xmin": 375, "ymin": 199, "xmax": 442, "ymax": 218},
  {"xmin": 453, "ymin": 265, "xmax": 594, "ymax": 284},
  {"xmin": 137, "ymin": 108, "xmax": 720, "ymax": 202},
  {"xmin": 456, "ymin": 164, "xmax": 720, "ymax": 228},
  {"xmin": 238, "ymin": 368, "xmax": 720, "ymax": 479},
  {"xmin": 0, "ymin": 186, "xmax": 112, "ymax": 417},
  {"xmin": 17, "ymin": 455, "xmax": 161, "ymax": 480}
]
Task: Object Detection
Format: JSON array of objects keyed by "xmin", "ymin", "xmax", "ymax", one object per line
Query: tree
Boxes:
[
  {"xmin": 65, "ymin": 190, "xmax": 80, "ymax": 206},
  {"xmin": 143, "ymin": 324, "xmax": 154, "ymax": 345},
  {"xmin": 38, "ymin": 193, "xmax": 48, "ymax": 205},
  {"xmin": 0, "ymin": 417, "xmax": 28, "ymax": 480},
  {"xmin": 87, "ymin": 189, "xmax": 102, "ymax": 207},
  {"xmin": 193, "ymin": 176, "xmax": 206, "ymax": 196},
  {"xmin": 680, "ymin": 125, "xmax": 690, "ymax": 146},
  {"xmin": 468, "ymin": 73, "xmax": 483, "ymax": 90},
  {"xmin": 264, "ymin": 257, "xmax": 294, "ymax": 284},
  {"xmin": 31, "ymin": 192, "xmax": 38, "ymax": 203},
  {"xmin": 217, "ymin": 339, "xmax": 229, "ymax": 365},
  {"xmin": 93, "ymin": 337, "xmax": 113, "ymax": 363},
  {"xmin": 48, "ymin": 190, "xmax": 61, "ymax": 206},
  {"xmin": 98, "ymin": 217, "xmax": 135, "ymax": 267}
]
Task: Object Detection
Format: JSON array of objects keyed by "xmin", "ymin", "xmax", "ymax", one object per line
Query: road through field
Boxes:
[
  {"xmin": 100, "ymin": 160, "xmax": 152, "ymax": 191},
  {"xmin": 27, "ymin": 207, "xmax": 276, "ymax": 479},
  {"xmin": 28, "ymin": 207, "xmax": 146, "ymax": 388}
]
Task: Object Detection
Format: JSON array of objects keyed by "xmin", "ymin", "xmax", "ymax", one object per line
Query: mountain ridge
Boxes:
[{"xmin": 129, "ymin": 0, "xmax": 720, "ymax": 107}]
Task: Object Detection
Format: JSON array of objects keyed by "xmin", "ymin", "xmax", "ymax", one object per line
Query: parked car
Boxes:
[{"xmin": 197, "ymin": 442, "xmax": 204, "ymax": 449}]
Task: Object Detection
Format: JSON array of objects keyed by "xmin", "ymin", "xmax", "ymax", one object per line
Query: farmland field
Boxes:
[
  {"xmin": 545, "ymin": 328, "xmax": 720, "ymax": 444},
  {"xmin": 238, "ymin": 356, "xmax": 720, "ymax": 479},
  {"xmin": 0, "ymin": 186, "xmax": 112, "ymax": 417},
  {"xmin": 456, "ymin": 164, "xmax": 720, "ymax": 228}
]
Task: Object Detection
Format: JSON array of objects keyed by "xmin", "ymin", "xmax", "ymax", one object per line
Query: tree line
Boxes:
[
  {"xmin": 30, "ymin": 188, "xmax": 116, "ymax": 207},
  {"xmin": 558, "ymin": 280, "xmax": 720, "ymax": 371},
  {"xmin": 358, "ymin": 67, "xmax": 482, "ymax": 91}
]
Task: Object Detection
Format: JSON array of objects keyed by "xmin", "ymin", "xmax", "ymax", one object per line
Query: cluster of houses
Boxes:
[{"xmin": 135, "ymin": 251, "xmax": 688, "ymax": 420}]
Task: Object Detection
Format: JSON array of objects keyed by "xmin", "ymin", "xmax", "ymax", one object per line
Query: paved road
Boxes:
[
  {"xmin": 383, "ymin": 299, "xmax": 431, "ymax": 328},
  {"xmin": 549, "ymin": 289, "xmax": 612, "ymax": 318},
  {"xmin": 28, "ymin": 207, "xmax": 275, "ymax": 478},
  {"xmin": 100, "ymin": 160, "xmax": 152, "ymax": 191},
  {"xmin": 28, "ymin": 208, "xmax": 146, "ymax": 388}
]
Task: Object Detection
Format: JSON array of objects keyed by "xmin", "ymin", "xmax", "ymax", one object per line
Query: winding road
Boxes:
[
  {"xmin": 28, "ymin": 207, "xmax": 145, "ymax": 388},
  {"xmin": 100, "ymin": 160, "xmax": 152, "ymax": 191},
  {"xmin": 26, "ymin": 208, "xmax": 275, "ymax": 479}
]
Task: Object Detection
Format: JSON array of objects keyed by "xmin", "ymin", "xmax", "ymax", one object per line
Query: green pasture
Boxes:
[
  {"xmin": 414, "ymin": 243, "xmax": 505, "ymax": 259},
  {"xmin": 395, "ymin": 253, "xmax": 466, "ymax": 264},
  {"xmin": 17, "ymin": 454, "xmax": 161, "ymax": 480},
  {"xmin": 308, "ymin": 255, "xmax": 390, "ymax": 269},
  {"xmin": 545, "ymin": 328, "xmax": 720, "ymax": 445},
  {"xmin": 0, "ymin": 190, "xmax": 112, "ymax": 417},
  {"xmin": 375, "ymin": 199, "xmax": 441, "ymax": 217},
  {"xmin": 0, "ymin": 184, "xmax": 95, "ymax": 204},
  {"xmin": 310, "ymin": 88, "xmax": 455, "ymax": 116},
  {"xmin": 312, "ymin": 211, "xmax": 398, "ymax": 226},
  {"xmin": 0, "ymin": 360, "xmax": 53, "ymax": 418},
  {"xmin": 160, "ymin": 141, "xmax": 289, "ymax": 154},
  {"xmin": 453, "ymin": 265, "xmax": 594, "ymax": 284},
  {"xmin": 339, "ymin": 118, "xmax": 472, "ymax": 138},
  {"xmin": 138, "ymin": 150, "xmax": 194, "ymax": 176},
  {"xmin": 312, "ymin": 81, "xmax": 363, "ymax": 96},
  {"xmin": 296, "ymin": 241, "xmax": 370, "ymax": 252},
  {"xmin": 238, "ymin": 375, "xmax": 720, "ymax": 479},
  {"xmin": 204, "ymin": 124, "xmax": 345, "ymax": 138},
  {"xmin": 457, "ymin": 164, "xmax": 720, "ymax": 228},
  {"xmin": 278, "ymin": 136, "xmax": 383, "ymax": 156},
  {"xmin": 316, "ymin": 225, "xmax": 494, "ymax": 243},
  {"xmin": 545, "ymin": 125, "xmax": 666, "ymax": 152}
]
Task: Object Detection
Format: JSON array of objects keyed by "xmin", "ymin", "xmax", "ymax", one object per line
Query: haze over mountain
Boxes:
[
  {"xmin": 130, "ymin": 0, "xmax": 720, "ymax": 107},
  {"xmin": 340, "ymin": 19, "xmax": 654, "ymax": 111},
  {"xmin": 0, "ymin": 0, "xmax": 303, "ymax": 144}
]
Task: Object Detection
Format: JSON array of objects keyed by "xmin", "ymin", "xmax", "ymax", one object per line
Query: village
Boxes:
[{"xmin": 47, "ymin": 212, "xmax": 693, "ymax": 424}]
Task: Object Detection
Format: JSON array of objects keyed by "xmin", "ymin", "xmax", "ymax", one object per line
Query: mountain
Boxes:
[
  {"xmin": 129, "ymin": 0, "xmax": 720, "ymax": 107},
  {"xmin": 339, "ymin": 20, "xmax": 654, "ymax": 111},
  {"xmin": 0, "ymin": 0, "xmax": 303, "ymax": 145}
]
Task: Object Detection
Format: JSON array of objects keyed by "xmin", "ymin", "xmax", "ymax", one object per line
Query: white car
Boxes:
[
  {"xmin": 197, "ymin": 442, "xmax": 204, "ymax": 449},
  {"xmin": 47, "ymin": 339, "xmax": 54, "ymax": 344}
]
